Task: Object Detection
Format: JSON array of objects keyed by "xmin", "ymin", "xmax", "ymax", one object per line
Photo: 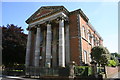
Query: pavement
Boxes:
[
  {"xmin": 1, "ymin": 72, "xmax": 120, "ymax": 80},
  {"xmin": 110, "ymin": 71, "xmax": 120, "ymax": 78},
  {"xmin": 1, "ymin": 76, "xmax": 38, "ymax": 80}
]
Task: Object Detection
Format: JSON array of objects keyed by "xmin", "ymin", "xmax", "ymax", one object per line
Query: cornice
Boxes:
[
  {"xmin": 69, "ymin": 9, "xmax": 89, "ymax": 22},
  {"xmin": 26, "ymin": 6, "xmax": 69, "ymax": 24}
]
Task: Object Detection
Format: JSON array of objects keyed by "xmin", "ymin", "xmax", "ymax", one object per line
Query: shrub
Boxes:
[
  {"xmin": 107, "ymin": 60, "xmax": 117, "ymax": 67},
  {"xmin": 74, "ymin": 66, "xmax": 92, "ymax": 76}
]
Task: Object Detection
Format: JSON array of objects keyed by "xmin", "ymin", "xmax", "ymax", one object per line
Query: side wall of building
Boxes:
[
  {"xmin": 80, "ymin": 14, "xmax": 103, "ymax": 64},
  {"xmin": 69, "ymin": 13, "xmax": 81, "ymax": 65},
  {"xmin": 69, "ymin": 10, "xmax": 103, "ymax": 65}
]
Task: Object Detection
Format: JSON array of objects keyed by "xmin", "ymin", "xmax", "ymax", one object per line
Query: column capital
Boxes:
[
  {"xmin": 57, "ymin": 17, "xmax": 68, "ymax": 21},
  {"xmin": 57, "ymin": 17, "xmax": 65, "ymax": 21},
  {"xmin": 35, "ymin": 24, "xmax": 41, "ymax": 28},
  {"xmin": 46, "ymin": 21, "xmax": 52, "ymax": 25}
]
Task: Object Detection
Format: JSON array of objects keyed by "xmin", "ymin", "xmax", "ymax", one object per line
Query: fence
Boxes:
[
  {"xmin": 26, "ymin": 67, "xmax": 59, "ymax": 77},
  {"xmin": 2, "ymin": 66, "xmax": 25, "ymax": 76}
]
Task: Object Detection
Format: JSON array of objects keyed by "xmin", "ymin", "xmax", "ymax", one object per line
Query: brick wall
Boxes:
[
  {"xmin": 69, "ymin": 11, "xmax": 103, "ymax": 65},
  {"xmin": 105, "ymin": 66, "xmax": 118, "ymax": 78},
  {"xmin": 69, "ymin": 13, "xmax": 80, "ymax": 65}
]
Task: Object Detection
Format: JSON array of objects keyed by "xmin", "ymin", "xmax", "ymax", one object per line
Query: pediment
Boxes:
[{"xmin": 26, "ymin": 6, "xmax": 69, "ymax": 24}]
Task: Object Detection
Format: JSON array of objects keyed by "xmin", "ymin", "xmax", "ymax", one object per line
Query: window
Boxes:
[
  {"xmin": 87, "ymin": 30, "xmax": 91, "ymax": 43},
  {"xmin": 83, "ymin": 50, "xmax": 87, "ymax": 64},
  {"xmin": 95, "ymin": 37, "xmax": 98, "ymax": 46},
  {"xmin": 91, "ymin": 34, "xmax": 94, "ymax": 46},
  {"xmin": 99, "ymin": 40, "xmax": 101, "ymax": 45},
  {"xmin": 94, "ymin": 37, "xmax": 96, "ymax": 46},
  {"xmin": 97, "ymin": 39, "xmax": 99, "ymax": 46},
  {"xmin": 89, "ymin": 53, "xmax": 92, "ymax": 62},
  {"xmin": 82, "ymin": 26, "xmax": 86, "ymax": 38}
]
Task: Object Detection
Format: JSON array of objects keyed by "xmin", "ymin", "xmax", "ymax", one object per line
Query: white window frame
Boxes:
[
  {"xmin": 82, "ymin": 26, "xmax": 86, "ymax": 38},
  {"xmin": 83, "ymin": 50, "xmax": 87, "ymax": 64}
]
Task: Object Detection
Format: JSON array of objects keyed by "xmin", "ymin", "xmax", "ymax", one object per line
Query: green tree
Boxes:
[
  {"xmin": 2, "ymin": 24, "xmax": 27, "ymax": 67},
  {"xmin": 111, "ymin": 52, "xmax": 120, "ymax": 58},
  {"xmin": 107, "ymin": 60, "xmax": 117, "ymax": 67},
  {"xmin": 108, "ymin": 53, "xmax": 119, "ymax": 66},
  {"xmin": 90, "ymin": 46, "xmax": 110, "ymax": 66}
]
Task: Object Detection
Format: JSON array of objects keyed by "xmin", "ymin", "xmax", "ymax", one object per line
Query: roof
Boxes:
[
  {"xmin": 70, "ymin": 9, "xmax": 89, "ymax": 22},
  {"xmin": 26, "ymin": 6, "xmax": 69, "ymax": 24},
  {"xmin": 26, "ymin": 6, "xmax": 103, "ymax": 40}
]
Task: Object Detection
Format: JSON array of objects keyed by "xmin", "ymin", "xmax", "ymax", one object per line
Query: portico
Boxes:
[{"xmin": 25, "ymin": 11, "xmax": 70, "ymax": 68}]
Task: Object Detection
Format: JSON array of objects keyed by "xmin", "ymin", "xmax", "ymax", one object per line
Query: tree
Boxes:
[
  {"xmin": 90, "ymin": 46, "xmax": 110, "ymax": 66},
  {"xmin": 108, "ymin": 53, "xmax": 119, "ymax": 66},
  {"xmin": 2, "ymin": 24, "xmax": 27, "ymax": 67},
  {"xmin": 111, "ymin": 52, "xmax": 120, "ymax": 58}
]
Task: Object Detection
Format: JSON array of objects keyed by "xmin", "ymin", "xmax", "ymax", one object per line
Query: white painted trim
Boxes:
[{"xmin": 29, "ymin": 12, "xmax": 67, "ymax": 27}]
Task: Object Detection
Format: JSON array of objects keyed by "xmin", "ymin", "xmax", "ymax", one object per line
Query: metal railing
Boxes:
[{"xmin": 26, "ymin": 67, "xmax": 59, "ymax": 76}]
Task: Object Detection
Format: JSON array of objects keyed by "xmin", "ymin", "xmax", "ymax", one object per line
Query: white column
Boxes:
[
  {"xmin": 25, "ymin": 29, "xmax": 32, "ymax": 67},
  {"xmin": 59, "ymin": 18, "xmax": 65, "ymax": 67},
  {"xmin": 45, "ymin": 23, "xmax": 52, "ymax": 67},
  {"xmin": 34, "ymin": 27, "xmax": 41, "ymax": 67}
]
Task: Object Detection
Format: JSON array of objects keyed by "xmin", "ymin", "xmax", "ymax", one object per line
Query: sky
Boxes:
[{"xmin": 1, "ymin": 2, "xmax": 118, "ymax": 53}]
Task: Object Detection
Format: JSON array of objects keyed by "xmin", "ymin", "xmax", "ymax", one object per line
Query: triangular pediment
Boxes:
[{"xmin": 26, "ymin": 6, "xmax": 69, "ymax": 24}]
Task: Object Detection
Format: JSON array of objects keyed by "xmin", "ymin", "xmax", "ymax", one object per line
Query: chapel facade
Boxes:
[{"xmin": 25, "ymin": 6, "xmax": 103, "ymax": 68}]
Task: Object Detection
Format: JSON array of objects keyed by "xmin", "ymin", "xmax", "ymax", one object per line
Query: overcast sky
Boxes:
[{"xmin": 1, "ymin": 2, "xmax": 118, "ymax": 53}]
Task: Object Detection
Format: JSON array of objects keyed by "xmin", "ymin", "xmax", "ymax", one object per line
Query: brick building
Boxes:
[{"xmin": 25, "ymin": 6, "xmax": 103, "ymax": 68}]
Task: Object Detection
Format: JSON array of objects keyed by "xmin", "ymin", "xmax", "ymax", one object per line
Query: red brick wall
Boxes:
[
  {"xmin": 69, "ymin": 13, "xmax": 80, "ymax": 65},
  {"xmin": 79, "ymin": 14, "xmax": 103, "ymax": 64},
  {"xmin": 80, "ymin": 15, "xmax": 92, "ymax": 63},
  {"xmin": 105, "ymin": 66, "xmax": 118, "ymax": 78},
  {"xmin": 68, "ymin": 11, "xmax": 103, "ymax": 65}
]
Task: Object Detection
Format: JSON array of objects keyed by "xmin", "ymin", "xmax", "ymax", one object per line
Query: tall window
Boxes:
[
  {"xmin": 83, "ymin": 50, "xmax": 87, "ymax": 64},
  {"xmin": 87, "ymin": 30, "xmax": 91, "ymax": 43},
  {"xmin": 97, "ymin": 39, "xmax": 99, "ymax": 46},
  {"xmin": 94, "ymin": 37, "xmax": 96, "ymax": 46},
  {"xmin": 95, "ymin": 37, "xmax": 97, "ymax": 46},
  {"xmin": 82, "ymin": 26, "xmax": 86, "ymax": 38},
  {"xmin": 91, "ymin": 34, "xmax": 94, "ymax": 46},
  {"xmin": 89, "ymin": 53, "xmax": 92, "ymax": 62}
]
